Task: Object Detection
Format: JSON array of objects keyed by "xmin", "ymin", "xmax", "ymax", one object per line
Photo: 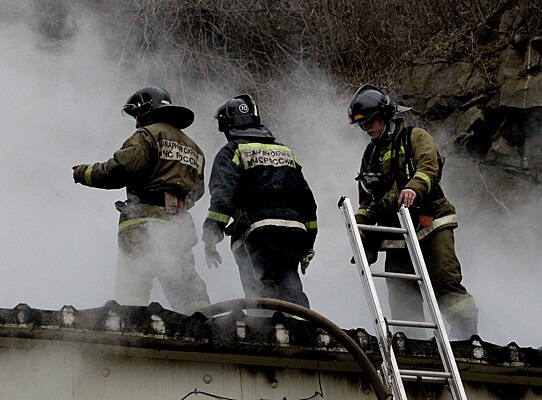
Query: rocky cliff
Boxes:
[{"xmin": 398, "ymin": 8, "xmax": 542, "ymax": 183}]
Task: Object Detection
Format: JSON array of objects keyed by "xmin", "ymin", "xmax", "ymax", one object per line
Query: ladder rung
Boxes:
[
  {"xmin": 399, "ymin": 369, "xmax": 452, "ymax": 379},
  {"xmin": 357, "ymin": 223, "xmax": 407, "ymax": 235},
  {"xmin": 371, "ymin": 271, "xmax": 422, "ymax": 281},
  {"xmin": 387, "ymin": 319, "xmax": 438, "ymax": 329},
  {"xmin": 401, "ymin": 375, "xmax": 449, "ymax": 383}
]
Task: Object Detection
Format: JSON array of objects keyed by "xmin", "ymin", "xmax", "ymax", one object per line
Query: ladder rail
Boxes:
[
  {"xmin": 398, "ymin": 206, "xmax": 468, "ymax": 400},
  {"xmin": 339, "ymin": 197, "xmax": 468, "ymax": 400},
  {"xmin": 339, "ymin": 197, "xmax": 407, "ymax": 399}
]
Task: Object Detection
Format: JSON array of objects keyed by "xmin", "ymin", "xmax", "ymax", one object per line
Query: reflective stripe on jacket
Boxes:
[
  {"xmin": 231, "ymin": 219, "xmax": 307, "ymax": 252},
  {"xmin": 355, "ymin": 120, "xmax": 457, "ymax": 237},
  {"xmin": 380, "ymin": 214, "xmax": 457, "ymax": 248},
  {"xmin": 203, "ymin": 127, "xmax": 317, "ymax": 249}
]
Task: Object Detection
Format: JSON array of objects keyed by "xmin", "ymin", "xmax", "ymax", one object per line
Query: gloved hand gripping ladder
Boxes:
[{"xmin": 338, "ymin": 196, "xmax": 467, "ymax": 400}]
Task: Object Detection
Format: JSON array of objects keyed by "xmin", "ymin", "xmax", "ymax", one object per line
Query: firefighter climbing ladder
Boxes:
[{"xmin": 338, "ymin": 197, "xmax": 467, "ymax": 400}]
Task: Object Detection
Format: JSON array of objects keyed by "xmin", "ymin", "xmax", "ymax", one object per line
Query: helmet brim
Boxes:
[
  {"xmin": 390, "ymin": 105, "xmax": 412, "ymax": 121},
  {"xmin": 395, "ymin": 105, "xmax": 412, "ymax": 114},
  {"xmin": 152, "ymin": 105, "xmax": 195, "ymax": 129}
]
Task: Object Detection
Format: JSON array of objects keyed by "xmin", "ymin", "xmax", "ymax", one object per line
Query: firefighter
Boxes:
[
  {"xmin": 348, "ymin": 84, "xmax": 478, "ymax": 339},
  {"xmin": 202, "ymin": 94, "xmax": 317, "ymax": 308},
  {"xmin": 72, "ymin": 86, "xmax": 210, "ymax": 314}
]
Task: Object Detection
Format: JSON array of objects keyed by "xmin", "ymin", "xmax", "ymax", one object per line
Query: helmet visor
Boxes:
[
  {"xmin": 352, "ymin": 113, "xmax": 381, "ymax": 131},
  {"xmin": 121, "ymin": 104, "xmax": 137, "ymax": 119},
  {"xmin": 121, "ymin": 100, "xmax": 152, "ymax": 119}
]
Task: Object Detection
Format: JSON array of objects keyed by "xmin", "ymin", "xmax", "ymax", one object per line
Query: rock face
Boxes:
[{"xmin": 398, "ymin": 10, "xmax": 542, "ymax": 184}]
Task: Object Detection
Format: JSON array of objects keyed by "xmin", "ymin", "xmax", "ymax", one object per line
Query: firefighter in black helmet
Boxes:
[
  {"xmin": 348, "ymin": 84, "xmax": 478, "ymax": 340},
  {"xmin": 202, "ymin": 94, "xmax": 318, "ymax": 309},
  {"xmin": 73, "ymin": 86, "xmax": 210, "ymax": 314}
]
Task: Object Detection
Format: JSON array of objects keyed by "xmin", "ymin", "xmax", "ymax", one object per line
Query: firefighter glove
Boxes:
[
  {"xmin": 300, "ymin": 249, "xmax": 315, "ymax": 275},
  {"xmin": 350, "ymin": 246, "xmax": 378, "ymax": 266},
  {"xmin": 204, "ymin": 243, "xmax": 222, "ymax": 269},
  {"xmin": 72, "ymin": 164, "xmax": 86, "ymax": 184}
]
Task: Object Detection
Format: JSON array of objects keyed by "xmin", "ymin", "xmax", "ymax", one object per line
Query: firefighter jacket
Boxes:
[
  {"xmin": 202, "ymin": 126, "xmax": 317, "ymax": 252},
  {"xmin": 356, "ymin": 120, "xmax": 457, "ymax": 245},
  {"xmin": 73, "ymin": 122, "xmax": 205, "ymax": 229}
]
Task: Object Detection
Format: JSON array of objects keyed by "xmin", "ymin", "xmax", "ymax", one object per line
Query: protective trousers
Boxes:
[
  {"xmin": 116, "ymin": 211, "xmax": 210, "ymax": 314},
  {"xmin": 232, "ymin": 227, "xmax": 310, "ymax": 309},
  {"xmin": 385, "ymin": 228, "xmax": 478, "ymax": 340}
]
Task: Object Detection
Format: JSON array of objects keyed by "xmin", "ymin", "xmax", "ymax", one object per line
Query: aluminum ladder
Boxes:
[{"xmin": 338, "ymin": 196, "xmax": 467, "ymax": 400}]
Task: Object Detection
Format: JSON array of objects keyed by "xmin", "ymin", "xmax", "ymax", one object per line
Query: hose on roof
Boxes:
[{"xmin": 200, "ymin": 298, "xmax": 390, "ymax": 400}]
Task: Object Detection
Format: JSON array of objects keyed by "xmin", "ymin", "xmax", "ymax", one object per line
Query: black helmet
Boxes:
[
  {"xmin": 348, "ymin": 84, "xmax": 410, "ymax": 125},
  {"xmin": 214, "ymin": 94, "xmax": 261, "ymax": 133},
  {"xmin": 121, "ymin": 86, "xmax": 194, "ymax": 129}
]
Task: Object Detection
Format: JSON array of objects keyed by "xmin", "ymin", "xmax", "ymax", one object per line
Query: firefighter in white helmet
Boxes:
[
  {"xmin": 73, "ymin": 86, "xmax": 210, "ymax": 314},
  {"xmin": 348, "ymin": 84, "xmax": 478, "ymax": 339}
]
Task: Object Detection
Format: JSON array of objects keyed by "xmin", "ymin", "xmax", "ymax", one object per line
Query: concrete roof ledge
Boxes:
[
  {"xmin": 0, "ymin": 301, "xmax": 541, "ymax": 384},
  {"xmin": 61, "ymin": 305, "xmax": 76, "ymax": 327},
  {"xmin": 274, "ymin": 324, "xmax": 290, "ymax": 345}
]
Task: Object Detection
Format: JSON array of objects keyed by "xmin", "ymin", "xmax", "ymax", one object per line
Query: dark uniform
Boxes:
[
  {"xmin": 73, "ymin": 87, "xmax": 210, "ymax": 314},
  {"xmin": 202, "ymin": 95, "xmax": 317, "ymax": 308},
  {"xmin": 349, "ymin": 84, "xmax": 478, "ymax": 339}
]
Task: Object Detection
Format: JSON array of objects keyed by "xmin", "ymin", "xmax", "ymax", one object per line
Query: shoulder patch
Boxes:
[
  {"xmin": 157, "ymin": 139, "xmax": 203, "ymax": 174},
  {"xmin": 236, "ymin": 143, "xmax": 297, "ymax": 170}
]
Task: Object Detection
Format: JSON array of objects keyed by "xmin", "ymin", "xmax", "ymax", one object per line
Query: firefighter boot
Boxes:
[{"xmin": 363, "ymin": 239, "xmax": 379, "ymax": 265}]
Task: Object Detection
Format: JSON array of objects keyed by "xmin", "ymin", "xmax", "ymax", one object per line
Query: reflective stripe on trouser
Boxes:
[
  {"xmin": 232, "ymin": 227, "xmax": 310, "ymax": 309},
  {"xmin": 385, "ymin": 228, "xmax": 478, "ymax": 339},
  {"xmin": 115, "ymin": 212, "xmax": 210, "ymax": 314}
]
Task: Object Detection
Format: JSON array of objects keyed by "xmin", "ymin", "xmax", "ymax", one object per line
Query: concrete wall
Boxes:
[
  {"xmin": 0, "ymin": 338, "xmax": 374, "ymax": 400},
  {"xmin": 2, "ymin": 337, "xmax": 541, "ymax": 400}
]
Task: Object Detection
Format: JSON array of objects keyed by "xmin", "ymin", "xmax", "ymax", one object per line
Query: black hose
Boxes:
[{"xmin": 200, "ymin": 298, "xmax": 389, "ymax": 400}]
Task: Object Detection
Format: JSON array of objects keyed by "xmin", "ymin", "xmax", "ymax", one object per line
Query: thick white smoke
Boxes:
[{"xmin": 1, "ymin": 1, "xmax": 541, "ymax": 349}]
